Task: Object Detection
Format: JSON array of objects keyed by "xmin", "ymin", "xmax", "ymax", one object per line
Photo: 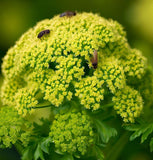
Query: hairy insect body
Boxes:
[{"xmin": 91, "ymin": 50, "xmax": 98, "ymax": 69}]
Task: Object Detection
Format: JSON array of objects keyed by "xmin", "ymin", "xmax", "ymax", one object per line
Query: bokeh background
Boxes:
[{"xmin": 0, "ymin": 0, "xmax": 153, "ymax": 159}]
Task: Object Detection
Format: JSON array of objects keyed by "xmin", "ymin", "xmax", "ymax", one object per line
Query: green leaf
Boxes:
[
  {"xmin": 22, "ymin": 136, "xmax": 53, "ymax": 160},
  {"xmin": 141, "ymin": 127, "xmax": 153, "ymax": 143},
  {"xmin": 34, "ymin": 144, "xmax": 45, "ymax": 160},
  {"xmin": 40, "ymin": 137, "xmax": 53, "ymax": 154},
  {"xmin": 125, "ymin": 122, "xmax": 153, "ymax": 152},
  {"xmin": 95, "ymin": 145, "xmax": 104, "ymax": 160},
  {"xmin": 22, "ymin": 147, "xmax": 33, "ymax": 160},
  {"xmin": 125, "ymin": 123, "xmax": 153, "ymax": 142},
  {"xmin": 97, "ymin": 143, "xmax": 106, "ymax": 148},
  {"xmin": 150, "ymin": 138, "xmax": 153, "ymax": 152},
  {"xmin": 22, "ymin": 149, "xmax": 29, "ymax": 160},
  {"xmin": 55, "ymin": 148, "xmax": 65, "ymax": 155},
  {"xmin": 95, "ymin": 119, "xmax": 117, "ymax": 143},
  {"xmin": 74, "ymin": 153, "xmax": 80, "ymax": 158},
  {"xmin": 124, "ymin": 124, "xmax": 140, "ymax": 131},
  {"xmin": 33, "ymin": 118, "xmax": 50, "ymax": 136},
  {"xmin": 62, "ymin": 154, "xmax": 74, "ymax": 160},
  {"xmin": 130, "ymin": 128, "xmax": 146, "ymax": 141}
]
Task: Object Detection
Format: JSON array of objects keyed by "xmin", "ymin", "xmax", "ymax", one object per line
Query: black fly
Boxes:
[
  {"xmin": 60, "ymin": 11, "xmax": 76, "ymax": 17},
  {"xmin": 37, "ymin": 29, "xmax": 50, "ymax": 39}
]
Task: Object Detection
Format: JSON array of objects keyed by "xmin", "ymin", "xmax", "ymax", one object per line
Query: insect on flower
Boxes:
[
  {"xmin": 37, "ymin": 29, "xmax": 50, "ymax": 38},
  {"xmin": 60, "ymin": 11, "xmax": 76, "ymax": 17},
  {"xmin": 91, "ymin": 50, "xmax": 98, "ymax": 69}
]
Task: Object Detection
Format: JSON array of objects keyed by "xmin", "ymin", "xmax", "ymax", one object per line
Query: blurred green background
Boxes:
[{"xmin": 0, "ymin": 0, "xmax": 153, "ymax": 159}]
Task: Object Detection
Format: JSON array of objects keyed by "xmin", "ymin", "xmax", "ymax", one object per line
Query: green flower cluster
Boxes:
[
  {"xmin": 94, "ymin": 56, "xmax": 125, "ymax": 93},
  {"xmin": 1, "ymin": 78, "xmax": 24, "ymax": 106},
  {"xmin": 41, "ymin": 55, "xmax": 84, "ymax": 106},
  {"xmin": 112, "ymin": 86, "xmax": 143, "ymax": 123},
  {"xmin": 1, "ymin": 12, "xmax": 153, "ymax": 160},
  {"xmin": 75, "ymin": 76, "xmax": 104, "ymax": 110},
  {"xmin": 49, "ymin": 110, "xmax": 94, "ymax": 155},
  {"xmin": 1, "ymin": 12, "xmax": 147, "ymax": 120},
  {"xmin": 0, "ymin": 106, "xmax": 32, "ymax": 148},
  {"xmin": 121, "ymin": 49, "xmax": 146, "ymax": 79},
  {"xmin": 14, "ymin": 83, "xmax": 38, "ymax": 116}
]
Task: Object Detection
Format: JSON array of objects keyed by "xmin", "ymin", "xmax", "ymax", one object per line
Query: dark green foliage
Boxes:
[
  {"xmin": 22, "ymin": 137, "xmax": 53, "ymax": 160},
  {"xmin": 95, "ymin": 119, "xmax": 117, "ymax": 144},
  {"xmin": 125, "ymin": 122, "xmax": 153, "ymax": 151},
  {"xmin": 94, "ymin": 145, "xmax": 104, "ymax": 160},
  {"xmin": 150, "ymin": 138, "xmax": 153, "ymax": 152}
]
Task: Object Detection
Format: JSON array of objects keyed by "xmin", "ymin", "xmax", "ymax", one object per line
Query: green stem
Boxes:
[
  {"xmin": 32, "ymin": 101, "xmax": 52, "ymax": 109},
  {"xmin": 32, "ymin": 104, "xmax": 52, "ymax": 109},
  {"xmin": 102, "ymin": 103, "xmax": 114, "ymax": 108},
  {"xmin": 105, "ymin": 131, "xmax": 130, "ymax": 160}
]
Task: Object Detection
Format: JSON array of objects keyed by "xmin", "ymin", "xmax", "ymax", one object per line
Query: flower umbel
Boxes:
[
  {"xmin": 1, "ymin": 12, "xmax": 146, "ymax": 118},
  {"xmin": 0, "ymin": 106, "xmax": 32, "ymax": 148},
  {"xmin": 0, "ymin": 12, "xmax": 152, "ymax": 160},
  {"xmin": 112, "ymin": 86, "xmax": 143, "ymax": 123},
  {"xmin": 49, "ymin": 110, "xmax": 94, "ymax": 155}
]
